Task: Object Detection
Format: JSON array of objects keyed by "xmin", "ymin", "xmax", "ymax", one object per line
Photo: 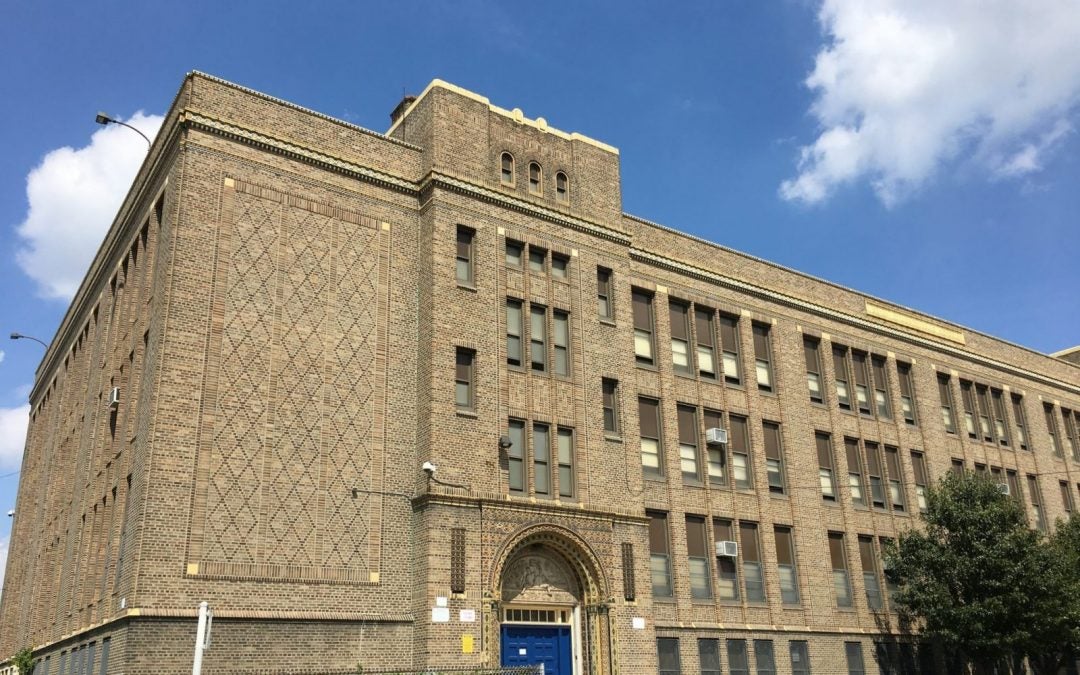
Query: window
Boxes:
[
  {"xmin": 911, "ymin": 451, "xmax": 929, "ymax": 512},
  {"xmin": 753, "ymin": 323, "xmax": 774, "ymax": 391},
  {"xmin": 529, "ymin": 246, "xmax": 547, "ymax": 274},
  {"xmin": 937, "ymin": 374, "xmax": 956, "ymax": 433},
  {"xmin": 845, "ymin": 642, "xmax": 866, "ymax": 675},
  {"xmin": 451, "ymin": 528, "xmax": 466, "ymax": 594},
  {"xmin": 774, "ymin": 526, "xmax": 800, "ymax": 604},
  {"xmin": 846, "ymin": 438, "xmax": 866, "ymax": 507},
  {"xmin": 833, "ymin": 346, "xmax": 852, "ymax": 410},
  {"xmin": 805, "ymin": 337, "xmax": 823, "ymax": 403},
  {"xmin": 897, "ymin": 362, "xmax": 917, "ymax": 425},
  {"xmin": 1012, "ymin": 394, "xmax": 1028, "ymax": 450},
  {"xmin": 699, "ymin": 639, "xmax": 721, "ymax": 675},
  {"xmin": 692, "ymin": 307, "xmax": 717, "ymax": 379},
  {"xmin": 649, "ymin": 512, "xmax": 673, "ymax": 597},
  {"xmin": 455, "ymin": 226, "xmax": 474, "ymax": 285},
  {"xmin": 817, "ymin": 433, "xmax": 837, "ymax": 501},
  {"xmin": 789, "ymin": 641, "xmax": 811, "ymax": 675},
  {"xmin": 763, "ymin": 421, "xmax": 786, "ymax": 495},
  {"xmin": 500, "ymin": 152, "xmax": 515, "ymax": 185},
  {"xmin": 551, "ymin": 254, "xmax": 569, "ymax": 280},
  {"xmin": 620, "ymin": 542, "xmax": 636, "ymax": 601},
  {"xmin": 754, "ymin": 640, "xmax": 776, "ymax": 675},
  {"xmin": 670, "ymin": 301, "xmax": 692, "ymax": 374},
  {"xmin": 1007, "ymin": 469, "xmax": 1022, "ymax": 506},
  {"xmin": 528, "ymin": 162, "xmax": 543, "ymax": 195},
  {"xmin": 704, "ymin": 409, "xmax": 726, "ymax": 486},
  {"xmin": 1061, "ymin": 481, "xmax": 1074, "ymax": 513},
  {"xmin": 992, "ymin": 388, "xmax": 1010, "ymax": 446},
  {"xmin": 506, "ymin": 299, "xmax": 523, "ymax": 368},
  {"xmin": 729, "ymin": 415, "xmax": 752, "ymax": 490},
  {"xmin": 852, "ymin": 351, "xmax": 872, "ymax": 415},
  {"xmin": 976, "ymin": 384, "xmax": 995, "ymax": 443},
  {"xmin": 829, "ymin": 532, "xmax": 853, "ymax": 607},
  {"xmin": 960, "ymin": 380, "xmax": 977, "ymax": 439},
  {"xmin": 633, "ymin": 289, "xmax": 656, "ymax": 365},
  {"xmin": 658, "ymin": 637, "xmax": 681, "ymax": 675},
  {"xmin": 652, "ymin": 635, "xmax": 678, "ymax": 673},
  {"xmin": 505, "ymin": 240, "xmax": 523, "ymax": 268},
  {"xmin": 1028, "ymin": 474, "xmax": 1046, "ymax": 532},
  {"xmin": 858, "ymin": 535, "xmax": 883, "ymax": 611},
  {"xmin": 879, "ymin": 537, "xmax": 899, "ymax": 610},
  {"xmin": 1046, "ymin": 404, "xmax": 1063, "ymax": 457},
  {"xmin": 454, "ymin": 348, "xmax": 474, "ymax": 409},
  {"xmin": 678, "ymin": 405, "xmax": 700, "ymax": 482},
  {"xmin": 740, "ymin": 522, "xmax": 766, "ymax": 602},
  {"xmin": 602, "ymin": 378, "xmax": 620, "ymax": 434},
  {"xmin": 640, "ymin": 397, "xmax": 663, "ymax": 477},
  {"xmin": 553, "ymin": 311, "xmax": 570, "ymax": 377},
  {"xmin": 686, "ymin": 515, "xmax": 712, "ymax": 599},
  {"xmin": 558, "ymin": 428, "xmax": 574, "ymax": 498},
  {"xmin": 884, "ymin": 446, "xmax": 905, "ymax": 512},
  {"xmin": 865, "ymin": 442, "xmax": 886, "ymax": 509},
  {"xmin": 530, "ymin": 305, "xmax": 547, "ymax": 371},
  {"xmin": 950, "ymin": 458, "xmax": 964, "ymax": 476},
  {"xmin": 555, "ymin": 171, "xmax": 569, "ymax": 204},
  {"xmin": 714, "ymin": 518, "xmax": 739, "ymax": 600},
  {"xmin": 1063, "ymin": 408, "xmax": 1080, "ymax": 461},
  {"xmin": 872, "ymin": 356, "xmax": 891, "ymax": 419},
  {"xmin": 728, "ymin": 640, "xmax": 750, "ymax": 675},
  {"xmin": 533, "ymin": 423, "xmax": 550, "ymax": 496},
  {"xmin": 719, "ymin": 314, "xmax": 742, "ymax": 384},
  {"xmin": 597, "ymin": 267, "xmax": 614, "ymax": 320}
]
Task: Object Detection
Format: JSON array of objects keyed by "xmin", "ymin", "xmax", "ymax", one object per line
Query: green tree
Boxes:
[
  {"xmin": 1028, "ymin": 513, "xmax": 1080, "ymax": 674},
  {"xmin": 12, "ymin": 647, "xmax": 34, "ymax": 675},
  {"xmin": 884, "ymin": 471, "xmax": 1076, "ymax": 672}
]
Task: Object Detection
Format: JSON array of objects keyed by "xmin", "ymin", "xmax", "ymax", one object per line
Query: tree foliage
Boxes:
[
  {"xmin": 13, "ymin": 647, "xmax": 34, "ymax": 675},
  {"xmin": 884, "ymin": 471, "xmax": 1080, "ymax": 672}
]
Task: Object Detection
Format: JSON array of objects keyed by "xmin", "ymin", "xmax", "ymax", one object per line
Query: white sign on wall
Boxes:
[
  {"xmin": 432, "ymin": 607, "xmax": 450, "ymax": 623},
  {"xmin": 631, "ymin": 617, "xmax": 646, "ymax": 630},
  {"xmin": 459, "ymin": 609, "xmax": 476, "ymax": 623}
]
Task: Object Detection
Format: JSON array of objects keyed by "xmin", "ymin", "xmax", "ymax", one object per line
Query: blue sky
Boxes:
[{"xmin": 2, "ymin": 1, "xmax": 1079, "ymax": 581}]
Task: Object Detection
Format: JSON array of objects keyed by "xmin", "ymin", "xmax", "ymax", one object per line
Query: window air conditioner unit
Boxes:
[
  {"xmin": 997, "ymin": 483, "xmax": 1010, "ymax": 495},
  {"xmin": 715, "ymin": 540, "xmax": 738, "ymax": 557},
  {"xmin": 705, "ymin": 428, "xmax": 728, "ymax": 445},
  {"xmin": 107, "ymin": 387, "xmax": 120, "ymax": 409}
]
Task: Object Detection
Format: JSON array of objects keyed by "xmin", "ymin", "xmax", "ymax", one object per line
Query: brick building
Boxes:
[{"xmin": 2, "ymin": 72, "xmax": 1079, "ymax": 675}]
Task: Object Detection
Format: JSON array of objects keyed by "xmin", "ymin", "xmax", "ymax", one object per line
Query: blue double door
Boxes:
[{"xmin": 501, "ymin": 624, "xmax": 573, "ymax": 675}]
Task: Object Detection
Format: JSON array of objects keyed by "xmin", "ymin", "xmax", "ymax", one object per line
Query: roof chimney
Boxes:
[{"xmin": 390, "ymin": 94, "xmax": 417, "ymax": 126}]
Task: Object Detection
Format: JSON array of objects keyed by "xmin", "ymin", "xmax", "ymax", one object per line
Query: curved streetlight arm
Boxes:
[
  {"xmin": 10, "ymin": 332, "xmax": 48, "ymax": 348},
  {"xmin": 95, "ymin": 112, "xmax": 151, "ymax": 148}
]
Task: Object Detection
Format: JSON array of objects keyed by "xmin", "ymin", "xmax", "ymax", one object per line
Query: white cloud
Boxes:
[
  {"xmin": 0, "ymin": 404, "xmax": 30, "ymax": 472},
  {"xmin": 0, "ymin": 350, "xmax": 4, "ymax": 365},
  {"xmin": 15, "ymin": 112, "xmax": 163, "ymax": 299},
  {"xmin": 781, "ymin": 1, "xmax": 1080, "ymax": 206}
]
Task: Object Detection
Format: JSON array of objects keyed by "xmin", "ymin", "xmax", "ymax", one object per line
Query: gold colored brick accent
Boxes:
[
  {"xmin": 865, "ymin": 301, "xmax": 966, "ymax": 344},
  {"xmin": 369, "ymin": 571, "xmax": 380, "ymax": 583},
  {"xmin": 187, "ymin": 563, "xmax": 199, "ymax": 576},
  {"xmin": 223, "ymin": 177, "xmax": 235, "ymax": 188}
]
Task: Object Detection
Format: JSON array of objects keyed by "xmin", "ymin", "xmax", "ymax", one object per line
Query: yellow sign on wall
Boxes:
[{"xmin": 462, "ymin": 634, "xmax": 474, "ymax": 654}]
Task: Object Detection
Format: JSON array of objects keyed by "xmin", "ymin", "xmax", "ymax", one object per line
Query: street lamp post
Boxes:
[
  {"xmin": 95, "ymin": 112, "xmax": 152, "ymax": 148},
  {"xmin": 9, "ymin": 332, "xmax": 48, "ymax": 348}
]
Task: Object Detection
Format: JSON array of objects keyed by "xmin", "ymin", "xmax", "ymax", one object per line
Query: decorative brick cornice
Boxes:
[
  {"xmin": 630, "ymin": 247, "xmax": 1080, "ymax": 396},
  {"xmin": 181, "ymin": 110, "xmax": 417, "ymax": 193},
  {"xmin": 425, "ymin": 171, "xmax": 632, "ymax": 245}
]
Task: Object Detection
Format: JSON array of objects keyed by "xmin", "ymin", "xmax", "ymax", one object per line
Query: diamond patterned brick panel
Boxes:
[
  {"xmin": 204, "ymin": 192, "xmax": 278, "ymax": 565},
  {"xmin": 195, "ymin": 181, "xmax": 382, "ymax": 581}
]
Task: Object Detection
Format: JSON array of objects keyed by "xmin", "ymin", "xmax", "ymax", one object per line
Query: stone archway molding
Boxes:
[{"xmin": 490, "ymin": 523, "xmax": 610, "ymax": 605}]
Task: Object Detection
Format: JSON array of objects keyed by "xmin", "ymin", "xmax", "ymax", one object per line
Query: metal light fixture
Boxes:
[
  {"xmin": 10, "ymin": 332, "xmax": 48, "ymax": 347},
  {"xmin": 95, "ymin": 111, "xmax": 152, "ymax": 148}
]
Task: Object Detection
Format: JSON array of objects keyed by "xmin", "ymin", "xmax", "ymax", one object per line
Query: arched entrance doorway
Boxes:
[{"xmin": 489, "ymin": 525, "xmax": 610, "ymax": 675}]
